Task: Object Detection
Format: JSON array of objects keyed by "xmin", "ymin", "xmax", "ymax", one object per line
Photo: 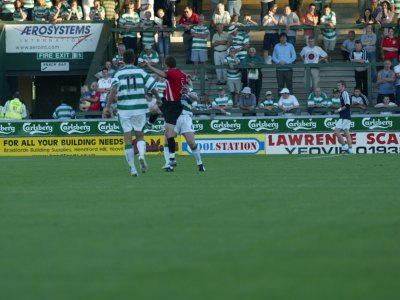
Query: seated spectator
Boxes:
[
  {"xmin": 112, "ymin": 43, "xmax": 126, "ymax": 69},
  {"xmin": 350, "ymin": 87, "xmax": 369, "ymax": 110},
  {"xmin": 65, "ymin": 0, "xmax": 83, "ymax": 20},
  {"xmin": 382, "ymin": 27, "xmax": 399, "ymax": 65},
  {"xmin": 32, "ymin": 0, "xmax": 49, "ymax": 21},
  {"xmin": 262, "ymin": 4, "xmax": 279, "ymax": 64},
  {"xmin": 341, "ymin": 30, "xmax": 356, "ymax": 61},
  {"xmin": 141, "ymin": 10, "xmax": 156, "ymax": 49},
  {"xmin": 138, "ymin": 45, "xmax": 160, "ymax": 72},
  {"xmin": 307, "ymin": 87, "xmax": 329, "ymax": 114},
  {"xmin": 212, "ymin": 86, "xmax": 233, "ymax": 115},
  {"xmin": 278, "ymin": 88, "xmax": 299, "ymax": 113},
  {"xmin": 224, "ymin": 47, "xmax": 242, "ymax": 106},
  {"xmin": 226, "ymin": 0, "xmax": 242, "ymax": 23},
  {"xmin": 49, "ymin": 0, "xmax": 67, "ymax": 22},
  {"xmin": 211, "ymin": 3, "xmax": 231, "ymax": 29},
  {"xmin": 97, "ymin": 68, "xmax": 112, "ymax": 109},
  {"xmin": 377, "ymin": 59, "xmax": 395, "ymax": 103},
  {"xmin": 190, "ymin": 14, "xmax": 209, "ymax": 81},
  {"xmin": 1, "ymin": 0, "xmax": 15, "ymax": 21},
  {"xmin": 79, "ymin": 85, "xmax": 92, "ymax": 112},
  {"xmin": 239, "ymin": 87, "xmax": 256, "ymax": 111},
  {"xmin": 302, "ymin": 3, "xmax": 318, "ymax": 46},
  {"xmin": 118, "ymin": 1, "xmax": 140, "ymax": 55},
  {"xmin": 328, "ymin": 88, "xmax": 342, "ymax": 109},
  {"xmin": 155, "ymin": 8, "xmax": 172, "ymax": 69},
  {"xmin": 374, "ymin": 95, "xmax": 398, "ymax": 111},
  {"xmin": 357, "ymin": 8, "xmax": 375, "ymax": 24},
  {"xmin": 52, "ymin": 100, "xmax": 75, "ymax": 120},
  {"xmin": 278, "ymin": 5, "xmax": 300, "ymax": 45},
  {"xmin": 258, "ymin": 90, "xmax": 278, "ymax": 111},
  {"xmin": 89, "ymin": 0, "xmax": 105, "ymax": 20},
  {"xmin": 242, "ymin": 47, "xmax": 263, "ymax": 103},
  {"xmin": 12, "ymin": 0, "xmax": 27, "ymax": 21}
]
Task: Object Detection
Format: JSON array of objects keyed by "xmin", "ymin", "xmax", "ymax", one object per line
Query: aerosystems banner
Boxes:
[
  {"xmin": 1, "ymin": 116, "xmax": 400, "ymax": 137},
  {"xmin": 5, "ymin": 23, "xmax": 103, "ymax": 53},
  {"xmin": 265, "ymin": 132, "xmax": 400, "ymax": 154}
]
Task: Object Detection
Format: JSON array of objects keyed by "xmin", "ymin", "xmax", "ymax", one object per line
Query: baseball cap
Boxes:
[
  {"xmin": 280, "ymin": 88, "xmax": 290, "ymax": 94},
  {"xmin": 265, "ymin": 91, "xmax": 272, "ymax": 95}
]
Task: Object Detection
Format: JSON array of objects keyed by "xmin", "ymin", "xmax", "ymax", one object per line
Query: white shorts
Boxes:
[
  {"xmin": 334, "ymin": 119, "xmax": 351, "ymax": 130},
  {"xmin": 147, "ymin": 98, "xmax": 157, "ymax": 109},
  {"xmin": 174, "ymin": 114, "xmax": 194, "ymax": 135},
  {"xmin": 119, "ymin": 114, "xmax": 146, "ymax": 133}
]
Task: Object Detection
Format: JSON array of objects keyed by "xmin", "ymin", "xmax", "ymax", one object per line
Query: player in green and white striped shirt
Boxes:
[
  {"xmin": 105, "ymin": 49, "xmax": 161, "ymax": 177},
  {"xmin": 190, "ymin": 14, "xmax": 209, "ymax": 80},
  {"xmin": 52, "ymin": 102, "xmax": 75, "ymax": 120}
]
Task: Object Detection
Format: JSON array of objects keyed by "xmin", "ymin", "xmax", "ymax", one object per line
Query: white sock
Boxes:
[
  {"xmin": 169, "ymin": 152, "xmax": 176, "ymax": 160},
  {"xmin": 124, "ymin": 145, "xmax": 135, "ymax": 168},
  {"xmin": 163, "ymin": 144, "xmax": 169, "ymax": 165},
  {"xmin": 137, "ymin": 140, "xmax": 146, "ymax": 158},
  {"xmin": 191, "ymin": 145, "xmax": 202, "ymax": 165}
]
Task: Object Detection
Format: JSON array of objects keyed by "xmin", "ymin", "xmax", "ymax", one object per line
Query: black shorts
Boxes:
[{"xmin": 160, "ymin": 98, "xmax": 183, "ymax": 125}]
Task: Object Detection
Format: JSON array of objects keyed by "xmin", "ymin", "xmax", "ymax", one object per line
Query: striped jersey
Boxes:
[
  {"xmin": 52, "ymin": 103, "xmax": 75, "ymax": 120},
  {"xmin": 232, "ymin": 32, "xmax": 250, "ymax": 61},
  {"xmin": 141, "ymin": 19, "xmax": 155, "ymax": 46},
  {"xmin": 138, "ymin": 50, "xmax": 160, "ymax": 67},
  {"xmin": 151, "ymin": 79, "xmax": 167, "ymax": 102},
  {"xmin": 339, "ymin": 90, "xmax": 351, "ymax": 120},
  {"xmin": 112, "ymin": 65, "xmax": 156, "ymax": 117},
  {"xmin": 45, "ymin": 0, "xmax": 52, "ymax": 8},
  {"xmin": 191, "ymin": 24, "xmax": 209, "ymax": 51},
  {"xmin": 119, "ymin": 12, "xmax": 141, "ymax": 38},
  {"xmin": 49, "ymin": 5, "xmax": 68, "ymax": 20},
  {"xmin": 64, "ymin": 6, "xmax": 83, "ymax": 20},
  {"xmin": 329, "ymin": 97, "xmax": 341, "ymax": 106},
  {"xmin": 181, "ymin": 89, "xmax": 198, "ymax": 116},
  {"xmin": 224, "ymin": 55, "xmax": 241, "ymax": 80},
  {"xmin": 212, "ymin": 94, "xmax": 233, "ymax": 107},
  {"xmin": 1, "ymin": 0, "xmax": 15, "ymax": 14},
  {"xmin": 32, "ymin": 6, "xmax": 49, "ymax": 21},
  {"xmin": 13, "ymin": 8, "xmax": 28, "ymax": 21},
  {"xmin": 320, "ymin": 11, "xmax": 337, "ymax": 40},
  {"xmin": 259, "ymin": 98, "xmax": 277, "ymax": 107},
  {"xmin": 307, "ymin": 92, "xmax": 329, "ymax": 106},
  {"xmin": 24, "ymin": 0, "xmax": 35, "ymax": 9},
  {"xmin": 395, "ymin": 0, "xmax": 400, "ymax": 14}
]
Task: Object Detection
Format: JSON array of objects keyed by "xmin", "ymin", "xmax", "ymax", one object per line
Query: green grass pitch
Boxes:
[{"xmin": 0, "ymin": 154, "xmax": 399, "ymax": 300}]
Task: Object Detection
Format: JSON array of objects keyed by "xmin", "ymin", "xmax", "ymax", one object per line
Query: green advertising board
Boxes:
[{"xmin": 1, "ymin": 116, "xmax": 400, "ymax": 137}]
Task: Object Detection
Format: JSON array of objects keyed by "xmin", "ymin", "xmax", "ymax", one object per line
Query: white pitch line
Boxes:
[{"xmin": 297, "ymin": 154, "xmax": 343, "ymax": 160}]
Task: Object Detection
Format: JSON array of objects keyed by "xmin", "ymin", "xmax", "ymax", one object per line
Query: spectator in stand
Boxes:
[
  {"xmin": 341, "ymin": 30, "xmax": 356, "ymax": 61},
  {"xmin": 155, "ymin": 0, "xmax": 176, "ymax": 27},
  {"xmin": 242, "ymin": 13, "xmax": 258, "ymax": 26},
  {"xmin": 260, "ymin": 0, "xmax": 275, "ymax": 23},
  {"xmin": 97, "ymin": 68, "xmax": 113, "ymax": 109},
  {"xmin": 191, "ymin": 14, "xmax": 209, "ymax": 81},
  {"xmin": 44, "ymin": 0, "xmax": 52, "ymax": 9},
  {"xmin": 350, "ymin": 87, "xmax": 369, "ymax": 110},
  {"xmin": 394, "ymin": 61, "xmax": 400, "ymax": 105},
  {"xmin": 23, "ymin": 0, "xmax": 34, "ymax": 20},
  {"xmin": 178, "ymin": 7, "xmax": 199, "ymax": 65},
  {"xmin": 49, "ymin": 0, "xmax": 66, "ymax": 22},
  {"xmin": 289, "ymin": 0, "xmax": 303, "ymax": 20},
  {"xmin": 1, "ymin": 0, "xmax": 15, "ymax": 20},
  {"xmin": 87, "ymin": 81, "xmax": 101, "ymax": 112},
  {"xmin": 225, "ymin": 46, "xmax": 242, "ymax": 106},
  {"xmin": 12, "ymin": 0, "xmax": 27, "ymax": 21},
  {"xmin": 212, "ymin": 86, "xmax": 233, "ymax": 114},
  {"xmin": 212, "ymin": 23, "xmax": 231, "ymax": 85},
  {"xmin": 229, "ymin": 25, "xmax": 250, "ymax": 86},
  {"xmin": 65, "ymin": 0, "xmax": 83, "ymax": 20},
  {"xmin": 188, "ymin": 0, "xmax": 202, "ymax": 14},
  {"xmin": 139, "ymin": 0, "xmax": 154, "ymax": 19},
  {"xmin": 350, "ymin": 40, "xmax": 369, "ymax": 96},
  {"xmin": 299, "ymin": 36, "xmax": 328, "ymax": 91},
  {"xmin": 141, "ymin": 10, "xmax": 156, "ymax": 49},
  {"xmin": 138, "ymin": 44, "xmax": 160, "ymax": 72},
  {"xmin": 278, "ymin": 5, "xmax": 300, "ymax": 45},
  {"xmin": 303, "ymin": 3, "xmax": 318, "ymax": 46},
  {"xmin": 377, "ymin": 59, "xmax": 395, "ymax": 103},
  {"xmin": 226, "ymin": 0, "xmax": 242, "ymax": 23},
  {"xmin": 82, "ymin": 0, "xmax": 93, "ymax": 20},
  {"xmin": 32, "ymin": 0, "xmax": 49, "ymax": 21},
  {"xmin": 361, "ymin": 24, "xmax": 377, "ymax": 81},
  {"xmin": 371, "ymin": 0, "xmax": 382, "ymax": 20},
  {"xmin": 374, "ymin": 95, "xmax": 398, "ymax": 110},
  {"xmin": 307, "ymin": 87, "xmax": 329, "ymax": 114},
  {"xmin": 272, "ymin": 32, "xmax": 296, "ymax": 96},
  {"xmin": 52, "ymin": 100, "xmax": 75, "ymax": 120},
  {"xmin": 118, "ymin": 1, "xmax": 140, "ymax": 56},
  {"xmin": 395, "ymin": 0, "xmax": 400, "ymax": 16},
  {"xmin": 382, "ymin": 27, "xmax": 399, "ymax": 65},
  {"xmin": 376, "ymin": 1, "xmax": 394, "ymax": 35},
  {"xmin": 95, "ymin": 61, "xmax": 115, "ymax": 79},
  {"xmin": 262, "ymin": 4, "xmax": 279, "ymax": 64},
  {"xmin": 239, "ymin": 86, "xmax": 256, "ymax": 111},
  {"xmin": 155, "ymin": 8, "xmax": 172, "ymax": 69},
  {"xmin": 112, "ymin": 43, "xmax": 126, "ymax": 69},
  {"xmin": 211, "ymin": 3, "xmax": 231, "ymax": 29},
  {"xmin": 357, "ymin": 8, "xmax": 375, "ymax": 24},
  {"xmin": 242, "ymin": 47, "xmax": 264, "ymax": 103},
  {"xmin": 328, "ymin": 88, "xmax": 342, "ymax": 109},
  {"xmin": 89, "ymin": 0, "xmax": 105, "ymax": 20},
  {"xmin": 79, "ymin": 85, "xmax": 92, "ymax": 112},
  {"xmin": 258, "ymin": 90, "xmax": 278, "ymax": 111},
  {"xmin": 2, "ymin": 92, "xmax": 27, "ymax": 120},
  {"xmin": 320, "ymin": 5, "xmax": 337, "ymax": 62},
  {"xmin": 102, "ymin": 0, "xmax": 118, "ymax": 21},
  {"xmin": 278, "ymin": 87, "xmax": 299, "ymax": 114}
]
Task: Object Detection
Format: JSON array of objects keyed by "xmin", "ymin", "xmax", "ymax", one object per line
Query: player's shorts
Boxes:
[
  {"xmin": 191, "ymin": 50, "xmax": 208, "ymax": 63},
  {"xmin": 119, "ymin": 114, "xmax": 146, "ymax": 133},
  {"xmin": 323, "ymin": 39, "xmax": 336, "ymax": 51},
  {"xmin": 334, "ymin": 118, "xmax": 351, "ymax": 130},
  {"xmin": 160, "ymin": 99, "xmax": 183, "ymax": 125},
  {"xmin": 227, "ymin": 78, "xmax": 242, "ymax": 94},
  {"xmin": 174, "ymin": 114, "xmax": 195, "ymax": 135}
]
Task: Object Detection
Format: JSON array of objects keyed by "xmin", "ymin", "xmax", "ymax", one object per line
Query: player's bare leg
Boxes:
[
  {"xmin": 123, "ymin": 131, "xmax": 138, "ymax": 176},
  {"xmin": 183, "ymin": 132, "xmax": 205, "ymax": 172}
]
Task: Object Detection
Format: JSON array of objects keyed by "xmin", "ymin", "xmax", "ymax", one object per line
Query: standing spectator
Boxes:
[
  {"xmin": 371, "ymin": 0, "xmax": 382, "ymax": 20},
  {"xmin": 65, "ymin": 0, "xmax": 83, "ymax": 20},
  {"xmin": 102, "ymin": 0, "xmax": 118, "ymax": 20},
  {"xmin": 340, "ymin": 30, "xmax": 356, "ymax": 61},
  {"xmin": 239, "ymin": 87, "xmax": 257, "ymax": 111},
  {"xmin": 112, "ymin": 43, "xmax": 126, "ymax": 69},
  {"xmin": 229, "ymin": 25, "xmax": 250, "ymax": 86},
  {"xmin": 98, "ymin": 68, "xmax": 113, "ymax": 109},
  {"xmin": 350, "ymin": 87, "xmax": 369, "ymax": 110},
  {"xmin": 289, "ymin": 0, "xmax": 303, "ymax": 20},
  {"xmin": 224, "ymin": 47, "xmax": 242, "ymax": 105},
  {"xmin": 82, "ymin": 0, "xmax": 93, "ymax": 20},
  {"xmin": 272, "ymin": 32, "xmax": 296, "ymax": 96},
  {"xmin": 350, "ymin": 40, "xmax": 369, "ymax": 96},
  {"xmin": 119, "ymin": 1, "xmax": 140, "ymax": 55},
  {"xmin": 307, "ymin": 87, "xmax": 329, "ymax": 114},
  {"xmin": 394, "ymin": 61, "xmax": 400, "ymax": 105},
  {"xmin": 155, "ymin": 0, "xmax": 176, "ymax": 27},
  {"xmin": 278, "ymin": 5, "xmax": 300, "ymax": 45},
  {"xmin": 361, "ymin": 24, "xmax": 377, "ymax": 81},
  {"xmin": 89, "ymin": 0, "xmax": 105, "ymax": 20},
  {"xmin": 2, "ymin": 92, "xmax": 27, "ymax": 120},
  {"xmin": 24, "ymin": 0, "xmax": 35, "ymax": 20},
  {"xmin": 303, "ymin": 3, "xmax": 318, "ymax": 46},
  {"xmin": 139, "ymin": 0, "xmax": 154, "ymax": 19},
  {"xmin": 1, "ymin": 0, "xmax": 15, "ymax": 20},
  {"xmin": 32, "ymin": 0, "xmax": 49, "ymax": 21},
  {"xmin": 95, "ymin": 61, "xmax": 115, "ymax": 79},
  {"xmin": 377, "ymin": 59, "xmax": 395, "ymax": 103},
  {"xmin": 12, "ymin": 0, "xmax": 27, "ymax": 21},
  {"xmin": 260, "ymin": 0, "xmax": 275, "ymax": 23},
  {"xmin": 382, "ymin": 27, "xmax": 399, "ymax": 65},
  {"xmin": 262, "ymin": 4, "xmax": 279, "ymax": 64},
  {"xmin": 320, "ymin": 5, "xmax": 337, "ymax": 62},
  {"xmin": 299, "ymin": 36, "xmax": 328, "ymax": 91},
  {"xmin": 141, "ymin": 10, "xmax": 156, "ymax": 49},
  {"xmin": 155, "ymin": 8, "xmax": 172, "ymax": 68},
  {"xmin": 376, "ymin": 1, "xmax": 394, "ymax": 35},
  {"xmin": 211, "ymin": 3, "xmax": 231, "ymax": 29},
  {"xmin": 191, "ymin": 14, "xmax": 209, "ymax": 81},
  {"xmin": 226, "ymin": 0, "xmax": 242, "ymax": 23},
  {"xmin": 178, "ymin": 7, "xmax": 199, "ymax": 64},
  {"xmin": 277, "ymin": 88, "xmax": 299, "ymax": 114},
  {"xmin": 242, "ymin": 47, "xmax": 264, "ymax": 103},
  {"xmin": 212, "ymin": 23, "xmax": 231, "ymax": 85},
  {"xmin": 53, "ymin": 100, "xmax": 75, "ymax": 120}
]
